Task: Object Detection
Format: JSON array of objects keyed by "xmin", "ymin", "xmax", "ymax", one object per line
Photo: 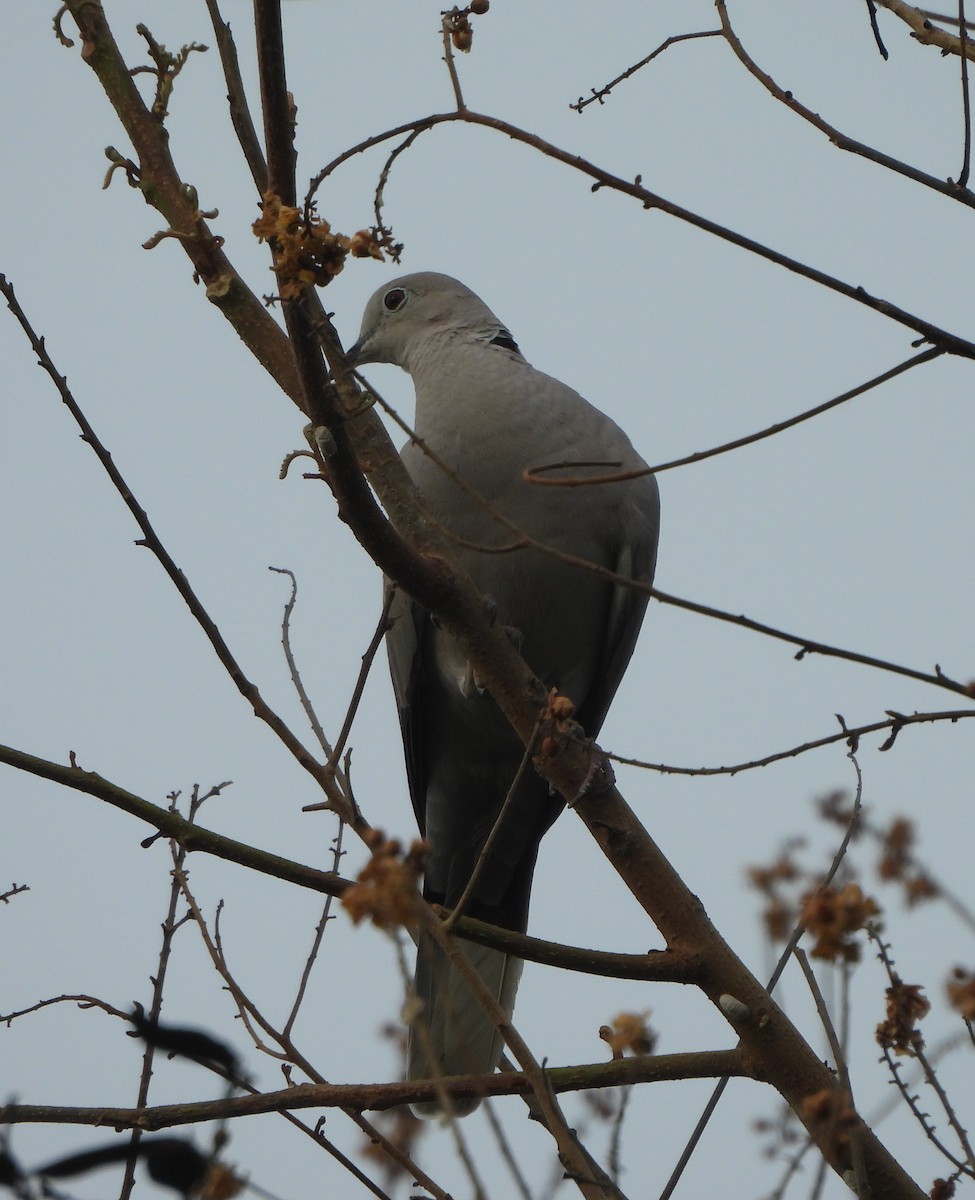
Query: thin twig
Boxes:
[
  {"xmin": 657, "ymin": 1079, "xmax": 730, "ymax": 1200},
  {"xmin": 524, "ymin": 346, "xmax": 945, "ymax": 485},
  {"xmin": 1, "ymin": 994, "xmax": 130, "ymax": 1025},
  {"xmin": 610, "ymin": 708, "xmax": 975, "ymax": 778},
  {"xmin": 571, "ymin": 30, "xmax": 722, "ymax": 111},
  {"xmin": 793, "ymin": 949, "xmax": 868, "ymax": 1199},
  {"xmin": 372, "ymin": 129, "xmax": 422, "ymax": 252},
  {"xmin": 866, "ymin": 0, "xmax": 891, "ymax": 58},
  {"xmin": 282, "ymin": 822, "xmax": 346, "ymax": 1039},
  {"xmin": 772, "ymin": 751, "xmax": 865, "ymax": 991},
  {"xmin": 608, "ymin": 1086, "xmax": 632, "ymax": 1185},
  {"xmin": 441, "ymin": 11, "xmax": 467, "ymax": 111},
  {"xmin": 959, "ymin": 0, "xmax": 972, "ymax": 187},
  {"xmin": 202, "ymin": 0, "xmax": 268, "ymax": 191},
  {"xmin": 325, "ymin": 587, "xmax": 396, "ymax": 776},
  {"xmin": 268, "ymin": 567, "xmax": 336, "ymax": 760},
  {"xmin": 0, "ymin": 740, "xmax": 348, "ymax": 894},
  {"xmin": 119, "ymin": 786, "xmax": 216, "ymax": 1200},
  {"xmin": 482, "ymin": 1099, "xmax": 534, "ymax": 1200},
  {"xmin": 913, "ymin": 1037, "xmax": 975, "ymax": 1173},
  {"xmin": 867, "ymin": 1031, "xmax": 970, "ymax": 1125},
  {"xmin": 651, "ymin": 587, "xmax": 975, "ymax": 698},
  {"xmin": 921, "ymin": 7, "xmax": 975, "ymax": 26}
]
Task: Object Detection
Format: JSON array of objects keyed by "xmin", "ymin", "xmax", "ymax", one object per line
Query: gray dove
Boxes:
[{"xmin": 349, "ymin": 273, "xmax": 659, "ymax": 1114}]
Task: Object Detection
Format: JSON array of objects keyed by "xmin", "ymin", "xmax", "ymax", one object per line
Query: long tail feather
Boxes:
[{"xmin": 407, "ymin": 934, "xmax": 522, "ymax": 1117}]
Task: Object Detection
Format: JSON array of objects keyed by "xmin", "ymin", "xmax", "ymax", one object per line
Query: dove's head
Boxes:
[{"xmin": 348, "ymin": 273, "xmax": 518, "ymax": 369}]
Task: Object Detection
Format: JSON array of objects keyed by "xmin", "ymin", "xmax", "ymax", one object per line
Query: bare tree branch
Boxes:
[
  {"xmin": 611, "ymin": 707, "xmax": 975, "ymax": 777},
  {"xmin": 0, "ymin": 1050, "xmax": 748, "ymax": 1126},
  {"xmin": 571, "ymin": 29, "xmax": 723, "ymax": 112},
  {"xmin": 307, "ymin": 110, "xmax": 975, "ymax": 356},
  {"xmin": 875, "ymin": 0, "xmax": 975, "ymax": 58},
  {"xmin": 718, "ymin": 0, "xmax": 975, "ymax": 203},
  {"xmin": 651, "ymin": 588, "xmax": 975, "ymax": 698}
]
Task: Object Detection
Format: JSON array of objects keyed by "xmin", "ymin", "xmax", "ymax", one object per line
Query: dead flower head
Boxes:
[
  {"xmin": 536, "ymin": 687, "xmax": 579, "ymax": 760},
  {"xmin": 946, "ymin": 966, "xmax": 975, "ymax": 1021},
  {"xmin": 252, "ymin": 192, "xmax": 350, "ymax": 298},
  {"xmin": 800, "ymin": 1088, "xmax": 858, "ymax": 1154},
  {"xmin": 349, "ymin": 228, "xmax": 386, "ymax": 261},
  {"xmin": 800, "ymin": 882, "xmax": 881, "ymax": 963},
  {"xmin": 341, "ymin": 831, "xmax": 427, "ymax": 930},
  {"xmin": 200, "ymin": 1162, "xmax": 246, "ymax": 1200},
  {"xmin": 817, "ymin": 790, "xmax": 860, "ymax": 832},
  {"xmin": 876, "ymin": 979, "xmax": 930, "ymax": 1054},
  {"xmin": 877, "ymin": 817, "xmax": 939, "ymax": 907},
  {"xmin": 598, "ymin": 1010, "xmax": 656, "ymax": 1060},
  {"xmin": 930, "ymin": 1177, "xmax": 957, "ymax": 1200},
  {"xmin": 747, "ymin": 843, "xmax": 803, "ymax": 942}
]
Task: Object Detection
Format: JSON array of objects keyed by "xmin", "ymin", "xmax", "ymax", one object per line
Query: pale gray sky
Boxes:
[{"xmin": 3, "ymin": 4, "xmax": 974, "ymax": 1198}]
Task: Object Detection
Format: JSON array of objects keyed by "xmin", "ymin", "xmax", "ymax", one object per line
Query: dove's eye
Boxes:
[{"xmin": 383, "ymin": 288, "xmax": 408, "ymax": 312}]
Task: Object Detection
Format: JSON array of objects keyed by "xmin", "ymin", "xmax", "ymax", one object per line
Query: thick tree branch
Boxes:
[
  {"xmin": 0, "ymin": 1050, "xmax": 746, "ymax": 1125},
  {"xmin": 0, "ymin": 740, "xmax": 698, "ymax": 982},
  {"xmin": 0, "ymin": 741, "xmax": 344, "ymax": 895},
  {"xmin": 62, "ymin": 1, "xmax": 301, "ymax": 400},
  {"xmin": 202, "ymin": 0, "xmax": 268, "ymax": 192}
]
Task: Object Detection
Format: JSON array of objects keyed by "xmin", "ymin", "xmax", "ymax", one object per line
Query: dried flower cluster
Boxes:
[
  {"xmin": 800, "ymin": 882, "xmax": 881, "ymax": 962},
  {"xmin": 348, "ymin": 223, "xmax": 403, "ymax": 264},
  {"xmin": 200, "ymin": 1162, "xmax": 246, "ymax": 1200},
  {"xmin": 349, "ymin": 228, "xmax": 387, "ymax": 261},
  {"xmin": 252, "ymin": 192, "xmax": 350, "ymax": 298},
  {"xmin": 799, "ymin": 1088, "xmax": 858, "ymax": 1154},
  {"xmin": 945, "ymin": 966, "xmax": 975, "ymax": 1021},
  {"xmin": 598, "ymin": 1010, "xmax": 657, "ymax": 1059},
  {"xmin": 819, "ymin": 797, "xmax": 939, "ymax": 908},
  {"xmin": 747, "ymin": 842, "xmax": 803, "ymax": 941},
  {"xmin": 875, "ymin": 979, "xmax": 931, "ymax": 1054},
  {"xmin": 930, "ymin": 1176, "xmax": 958, "ymax": 1199},
  {"xmin": 341, "ymin": 831, "xmax": 427, "ymax": 930},
  {"xmin": 876, "ymin": 817, "xmax": 939, "ymax": 906},
  {"xmin": 536, "ymin": 687, "xmax": 580, "ymax": 761},
  {"xmin": 444, "ymin": 2, "xmax": 490, "ymax": 53},
  {"xmin": 817, "ymin": 789, "xmax": 862, "ymax": 834}
]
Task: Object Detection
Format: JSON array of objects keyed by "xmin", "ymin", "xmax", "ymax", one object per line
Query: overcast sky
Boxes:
[{"xmin": 3, "ymin": 4, "xmax": 974, "ymax": 1198}]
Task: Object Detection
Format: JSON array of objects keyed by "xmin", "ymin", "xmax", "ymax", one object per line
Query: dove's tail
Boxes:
[{"xmin": 407, "ymin": 933, "xmax": 522, "ymax": 1117}]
